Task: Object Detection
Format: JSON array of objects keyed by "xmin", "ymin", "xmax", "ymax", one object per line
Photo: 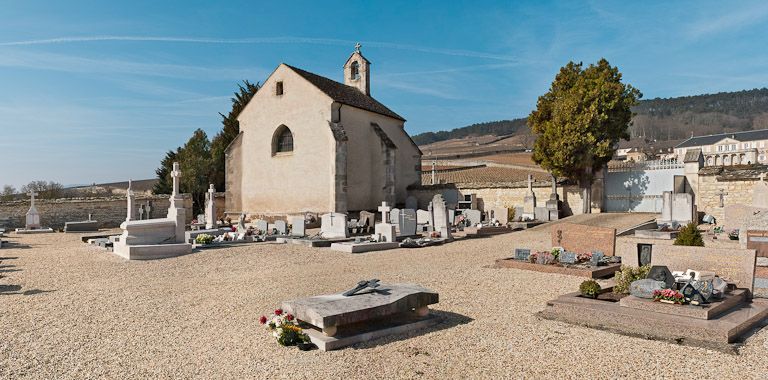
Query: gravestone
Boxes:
[
  {"xmin": 416, "ymin": 210, "xmax": 431, "ymax": 225},
  {"xmin": 321, "ymin": 213, "xmax": 349, "ymax": 239},
  {"xmin": 138, "ymin": 205, "xmax": 146, "ymax": 220},
  {"xmin": 560, "ymin": 251, "xmax": 577, "ymax": 264},
  {"xmin": 514, "ymin": 206, "xmax": 525, "ymax": 222},
  {"xmin": 659, "ymin": 191, "xmax": 694, "ymax": 225},
  {"xmin": 522, "ymin": 174, "xmax": 536, "ymax": 220},
  {"xmin": 514, "ymin": 248, "xmax": 531, "ymax": 261},
  {"xmin": 274, "ymin": 220, "xmax": 287, "ymax": 235},
  {"xmin": 463, "ymin": 209, "xmax": 482, "ymax": 226},
  {"xmin": 753, "ymin": 176, "xmax": 768, "ymax": 208},
  {"xmin": 255, "ymin": 219, "xmax": 268, "ymax": 234},
  {"xmin": 25, "ymin": 191, "xmax": 41, "ymax": 229},
  {"xmin": 551, "ymin": 223, "xmax": 617, "ymax": 256},
  {"xmin": 448, "ymin": 209, "xmax": 456, "ymax": 226},
  {"xmin": 290, "ymin": 216, "xmax": 305, "ymax": 237},
  {"xmin": 405, "ymin": 196, "xmax": 418, "ymax": 210},
  {"xmin": 492, "ymin": 206, "xmax": 509, "ymax": 224},
  {"xmin": 205, "ymin": 184, "xmax": 217, "ymax": 230},
  {"xmin": 589, "ymin": 251, "xmax": 604, "ymax": 267},
  {"xmin": 237, "ymin": 213, "xmax": 246, "ymax": 232},
  {"xmin": 358, "ymin": 211, "xmax": 375, "ymax": 231},
  {"xmin": 374, "ymin": 201, "xmax": 396, "ymax": 243},
  {"xmin": 746, "ymin": 230, "xmax": 768, "ymax": 257},
  {"xmin": 646, "ymin": 265, "xmax": 675, "ymax": 289},
  {"xmin": 534, "ymin": 207, "xmax": 550, "ymax": 222},
  {"xmin": 430, "ymin": 194, "xmax": 452, "ymax": 239},
  {"xmin": 399, "ymin": 209, "xmax": 417, "ymax": 236},
  {"xmin": 545, "ymin": 174, "xmax": 560, "ymax": 220},
  {"xmin": 390, "ymin": 208, "xmax": 400, "ymax": 225}
]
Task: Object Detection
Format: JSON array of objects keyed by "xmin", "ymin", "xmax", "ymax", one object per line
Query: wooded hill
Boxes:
[{"xmin": 412, "ymin": 88, "xmax": 768, "ymax": 146}]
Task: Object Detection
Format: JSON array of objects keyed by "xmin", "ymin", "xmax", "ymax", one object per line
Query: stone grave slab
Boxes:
[
  {"xmin": 495, "ymin": 259, "xmax": 621, "ymax": 279},
  {"xmin": 416, "ymin": 210, "xmax": 430, "ymax": 225},
  {"xmin": 746, "ymin": 230, "xmax": 768, "ymax": 258},
  {"xmin": 463, "ymin": 209, "xmax": 482, "ymax": 226},
  {"xmin": 282, "ymin": 283, "xmax": 440, "ymax": 351},
  {"xmin": 64, "ymin": 220, "xmax": 99, "ymax": 233},
  {"xmin": 552, "ymin": 223, "xmax": 616, "ymax": 256},
  {"xmin": 620, "ymin": 289, "xmax": 747, "ymax": 320},
  {"xmin": 330, "ymin": 241, "xmax": 400, "ymax": 253}
]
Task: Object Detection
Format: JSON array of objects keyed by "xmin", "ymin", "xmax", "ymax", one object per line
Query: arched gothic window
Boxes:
[
  {"xmin": 350, "ymin": 61, "xmax": 360, "ymax": 80},
  {"xmin": 272, "ymin": 125, "xmax": 294, "ymax": 154}
]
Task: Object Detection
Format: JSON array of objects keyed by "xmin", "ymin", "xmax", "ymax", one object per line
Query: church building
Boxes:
[{"xmin": 225, "ymin": 45, "xmax": 422, "ymax": 217}]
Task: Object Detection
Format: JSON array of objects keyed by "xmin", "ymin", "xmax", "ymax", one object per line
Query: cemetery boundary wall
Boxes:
[{"xmin": 0, "ymin": 194, "xmax": 224, "ymax": 230}]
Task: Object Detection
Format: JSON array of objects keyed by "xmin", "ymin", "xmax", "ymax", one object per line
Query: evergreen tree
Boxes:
[
  {"xmin": 152, "ymin": 149, "xmax": 179, "ymax": 195},
  {"xmin": 178, "ymin": 129, "xmax": 212, "ymax": 215},
  {"xmin": 528, "ymin": 59, "xmax": 641, "ymax": 213},
  {"xmin": 210, "ymin": 80, "xmax": 261, "ymax": 191}
]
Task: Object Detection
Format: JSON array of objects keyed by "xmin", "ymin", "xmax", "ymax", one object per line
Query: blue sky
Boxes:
[{"xmin": 1, "ymin": 1, "xmax": 768, "ymax": 188}]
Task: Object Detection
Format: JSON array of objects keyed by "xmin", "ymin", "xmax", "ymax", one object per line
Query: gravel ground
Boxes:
[{"xmin": 1, "ymin": 218, "xmax": 767, "ymax": 379}]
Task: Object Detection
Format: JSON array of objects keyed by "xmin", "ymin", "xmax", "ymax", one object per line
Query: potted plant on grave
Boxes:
[
  {"xmin": 652, "ymin": 289, "xmax": 686, "ymax": 305},
  {"xmin": 576, "ymin": 252, "xmax": 593, "ymax": 263},
  {"xmin": 259, "ymin": 309, "xmax": 313, "ymax": 349},
  {"xmin": 579, "ymin": 279, "xmax": 601, "ymax": 298},
  {"xmin": 728, "ymin": 229, "xmax": 739, "ymax": 241},
  {"xmin": 194, "ymin": 234, "xmax": 214, "ymax": 245}
]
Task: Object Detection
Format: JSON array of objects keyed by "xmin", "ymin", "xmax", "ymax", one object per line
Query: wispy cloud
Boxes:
[
  {"xmin": 0, "ymin": 49, "xmax": 263, "ymax": 80},
  {"xmin": 380, "ymin": 62, "xmax": 524, "ymax": 78},
  {"xmin": 0, "ymin": 35, "xmax": 521, "ymax": 61},
  {"xmin": 686, "ymin": 4, "xmax": 768, "ymax": 39}
]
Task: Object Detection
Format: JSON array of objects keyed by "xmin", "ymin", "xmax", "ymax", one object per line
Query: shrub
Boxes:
[
  {"xmin": 613, "ymin": 265, "xmax": 651, "ymax": 294},
  {"xmin": 579, "ymin": 280, "xmax": 601, "ymax": 298},
  {"xmin": 674, "ymin": 222, "xmax": 704, "ymax": 247}
]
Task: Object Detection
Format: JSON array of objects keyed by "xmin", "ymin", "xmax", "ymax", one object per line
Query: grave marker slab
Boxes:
[
  {"xmin": 463, "ymin": 209, "xmax": 482, "ymax": 226},
  {"xmin": 255, "ymin": 220, "xmax": 268, "ymax": 234},
  {"xmin": 399, "ymin": 209, "xmax": 417, "ymax": 236},
  {"xmin": 274, "ymin": 220, "xmax": 287, "ymax": 235},
  {"xmin": 291, "ymin": 216, "xmax": 305, "ymax": 237},
  {"xmin": 321, "ymin": 213, "xmax": 349, "ymax": 239}
]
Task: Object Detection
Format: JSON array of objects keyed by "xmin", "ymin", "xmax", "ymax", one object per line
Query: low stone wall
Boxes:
[
  {"xmin": 697, "ymin": 173, "xmax": 757, "ymax": 222},
  {"xmin": 0, "ymin": 195, "xmax": 198, "ymax": 230},
  {"xmin": 616, "ymin": 241, "xmax": 756, "ymax": 292}
]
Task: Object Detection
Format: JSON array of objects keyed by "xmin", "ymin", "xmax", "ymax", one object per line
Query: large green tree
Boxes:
[
  {"xmin": 178, "ymin": 129, "xmax": 212, "ymax": 215},
  {"xmin": 210, "ymin": 80, "xmax": 261, "ymax": 191},
  {"xmin": 528, "ymin": 59, "xmax": 641, "ymax": 213}
]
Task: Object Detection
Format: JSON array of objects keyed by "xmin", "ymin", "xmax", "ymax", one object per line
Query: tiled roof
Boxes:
[
  {"xmin": 683, "ymin": 148, "xmax": 702, "ymax": 163},
  {"xmin": 676, "ymin": 129, "xmax": 768, "ymax": 148},
  {"xmin": 285, "ymin": 64, "xmax": 405, "ymax": 121}
]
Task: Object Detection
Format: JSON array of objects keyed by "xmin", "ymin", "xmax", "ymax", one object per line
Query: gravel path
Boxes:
[{"xmin": 1, "ymin": 224, "xmax": 767, "ymax": 379}]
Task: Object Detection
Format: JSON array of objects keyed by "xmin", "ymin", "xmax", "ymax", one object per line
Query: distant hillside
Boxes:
[
  {"xmin": 412, "ymin": 119, "xmax": 528, "ymax": 145},
  {"xmin": 413, "ymin": 88, "xmax": 768, "ymax": 146}
]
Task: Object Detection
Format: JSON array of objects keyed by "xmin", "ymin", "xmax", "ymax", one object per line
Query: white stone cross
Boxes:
[
  {"xmin": 171, "ymin": 162, "xmax": 181, "ymax": 196},
  {"xmin": 27, "ymin": 191, "xmax": 38, "ymax": 207},
  {"xmin": 207, "ymin": 184, "xmax": 216, "ymax": 202},
  {"xmin": 127, "ymin": 179, "xmax": 134, "ymax": 196},
  {"xmin": 378, "ymin": 201, "xmax": 392, "ymax": 223}
]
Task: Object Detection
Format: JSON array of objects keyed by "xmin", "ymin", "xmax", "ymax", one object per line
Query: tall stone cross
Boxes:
[
  {"xmin": 171, "ymin": 162, "xmax": 181, "ymax": 196},
  {"xmin": 717, "ymin": 188, "xmax": 728, "ymax": 208},
  {"xmin": 527, "ymin": 174, "xmax": 534, "ymax": 193},
  {"xmin": 27, "ymin": 191, "xmax": 38, "ymax": 208},
  {"xmin": 126, "ymin": 179, "xmax": 136, "ymax": 222},
  {"xmin": 378, "ymin": 201, "xmax": 391, "ymax": 224}
]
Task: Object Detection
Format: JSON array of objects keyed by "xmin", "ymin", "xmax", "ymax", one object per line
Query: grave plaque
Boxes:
[
  {"xmin": 589, "ymin": 251, "xmax": 604, "ymax": 267},
  {"xmin": 560, "ymin": 251, "xmax": 577, "ymax": 265},
  {"xmin": 638, "ymin": 244, "xmax": 653, "ymax": 266},
  {"xmin": 646, "ymin": 265, "xmax": 675, "ymax": 289},
  {"xmin": 514, "ymin": 248, "xmax": 531, "ymax": 261},
  {"xmin": 274, "ymin": 220, "xmax": 287, "ymax": 235}
]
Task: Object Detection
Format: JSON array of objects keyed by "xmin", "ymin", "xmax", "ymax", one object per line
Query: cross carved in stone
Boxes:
[
  {"xmin": 171, "ymin": 162, "xmax": 181, "ymax": 196},
  {"xmin": 717, "ymin": 188, "xmax": 728, "ymax": 208},
  {"xmin": 27, "ymin": 191, "xmax": 38, "ymax": 207},
  {"xmin": 378, "ymin": 201, "xmax": 391, "ymax": 223}
]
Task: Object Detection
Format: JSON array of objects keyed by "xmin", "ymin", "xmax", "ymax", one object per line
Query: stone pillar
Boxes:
[
  {"xmin": 126, "ymin": 180, "xmax": 135, "ymax": 222},
  {"xmin": 329, "ymin": 122, "xmax": 348, "ymax": 214}
]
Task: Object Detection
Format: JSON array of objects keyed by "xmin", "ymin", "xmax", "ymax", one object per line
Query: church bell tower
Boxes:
[{"xmin": 343, "ymin": 43, "xmax": 371, "ymax": 96}]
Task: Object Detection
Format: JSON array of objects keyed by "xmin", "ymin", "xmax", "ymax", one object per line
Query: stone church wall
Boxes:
[{"xmin": 0, "ymin": 195, "xmax": 196, "ymax": 230}]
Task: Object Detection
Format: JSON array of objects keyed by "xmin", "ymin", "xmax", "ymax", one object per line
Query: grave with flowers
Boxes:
[
  {"xmin": 275, "ymin": 280, "xmax": 440, "ymax": 351},
  {"xmin": 495, "ymin": 247, "xmax": 622, "ymax": 279},
  {"xmin": 539, "ymin": 258, "xmax": 768, "ymax": 352}
]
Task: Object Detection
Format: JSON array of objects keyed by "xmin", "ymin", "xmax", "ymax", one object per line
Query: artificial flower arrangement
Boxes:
[
  {"xmin": 728, "ymin": 229, "xmax": 739, "ymax": 241},
  {"xmin": 576, "ymin": 252, "xmax": 593, "ymax": 263},
  {"xmin": 194, "ymin": 234, "xmax": 214, "ymax": 245},
  {"xmin": 528, "ymin": 252, "xmax": 538, "ymax": 263},
  {"xmin": 653, "ymin": 289, "xmax": 686, "ymax": 305},
  {"xmin": 259, "ymin": 308, "xmax": 311, "ymax": 347}
]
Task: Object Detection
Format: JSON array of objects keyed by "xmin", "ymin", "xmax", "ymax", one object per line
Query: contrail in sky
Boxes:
[{"xmin": 0, "ymin": 35, "xmax": 520, "ymax": 62}]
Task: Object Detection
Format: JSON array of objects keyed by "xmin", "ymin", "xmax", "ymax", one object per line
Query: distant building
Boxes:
[{"xmin": 675, "ymin": 129, "xmax": 768, "ymax": 166}]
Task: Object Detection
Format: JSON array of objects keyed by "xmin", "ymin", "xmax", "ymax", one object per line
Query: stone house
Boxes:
[
  {"xmin": 225, "ymin": 46, "xmax": 422, "ymax": 217},
  {"xmin": 675, "ymin": 129, "xmax": 768, "ymax": 166}
]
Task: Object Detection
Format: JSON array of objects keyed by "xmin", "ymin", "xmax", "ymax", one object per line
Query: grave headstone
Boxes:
[
  {"xmin": 551, "ymin": 223, "xmax": 616, "ymax": 256},
  {"xmin": 448, "ymin": 209, "xmax": 456, "ymax": 226},
  {"xmin": 399, "ymin": 209, "xmax": 417, "ymax": 236},
  {"xmin": 560, "ymin": 251, "xmax": 577, "ymax": 264},
  {"xmin": 646, "ymin": 265, "xmax": 675, "ymax": 289},
  {"xmin": 274, "ymin": 220, "xmax": 287, "ymax": 235},
  {"xmin": 514, "ymin": 248, "xmax": 531, "ymax": 261},
  {"xmin": 374, "ymin": 202, "xmax": 396, "ymax": 242},
  {"xmin": 205, "ymin": 184, "xmax": 217, "ymax": 229},
  {"xmin": 522, "ymin": 174, "xmax": 536, "ymax": 219},
  {"xmin": 430, "ymin": 194, "xmax": 452, "ymax": 239},
  {"xmin": 589, "ymin": 251, "xmax": 604, "ymax": 267},
  {"xmin": 416, "ymin": 210, "xmax": 431, "ymax": 225},
  {"xmin": 390, "ymin": 208, "xmax": 400, "ymax": 225},
  {"xmin": 629, "ymin": 279, "xmax": 666, "ymax": 299},
  {"xmin": 534, "ymin": 206, "xmax": 550, "ymax": 222},
  {"xmin": 290, "ymin": 216, "xmax": 305, "ymax": 237},
  {"xmin": 255, "ymin": 219, "xmax": 268, "ymax": 234},
  {"xmin": 463, "ymin": 209, "xmax": 482, "ymax": 226},
  {"xmin": 321, "ymin": 213, "xmax": 349, "ymax": 239}
]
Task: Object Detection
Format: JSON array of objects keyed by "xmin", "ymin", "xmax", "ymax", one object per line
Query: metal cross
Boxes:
[
  {"xmin": 717, "ymin": 188, "xmax": 728, "ymax": 207},
  {"xmin": 343, "ymin": 279, "xmax": 380, "ymax": 296},
  {"xmin": 354, "ymin": 42, "xmax": 362, "ymax": 53}
]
